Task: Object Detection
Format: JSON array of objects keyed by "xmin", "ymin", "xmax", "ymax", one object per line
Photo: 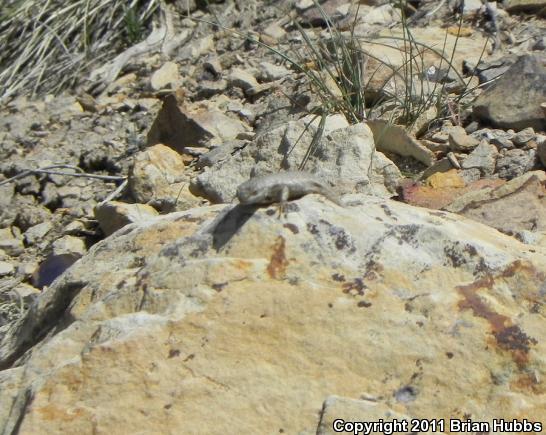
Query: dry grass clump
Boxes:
[
  {"xmin": 0, "ymin": 0, "xmax": 160, "ymax": 102},
  {"xmin": 290, "ymin": 1, "xmax": 478, "ymax": 127}
]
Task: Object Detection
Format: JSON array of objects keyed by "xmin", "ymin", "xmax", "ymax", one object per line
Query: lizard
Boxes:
[{"xmin": 236, "ymin": 171, "xmax": 343, "ymax": 214}]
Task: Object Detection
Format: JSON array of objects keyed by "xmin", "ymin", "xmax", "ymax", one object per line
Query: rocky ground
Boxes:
[{"xmin": 0, "ymin": 0, "xmax": 545, "ymax": 432}]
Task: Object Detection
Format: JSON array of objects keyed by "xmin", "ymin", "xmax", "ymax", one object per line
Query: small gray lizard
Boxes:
[{"xmin": 236, "ymin": 171, "xmax": 343, "ymax": 212}]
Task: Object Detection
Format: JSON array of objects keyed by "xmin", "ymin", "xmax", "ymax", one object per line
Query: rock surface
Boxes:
[
  {"xmin": 1, "ymin": 0, "xmax": 546, "ymax": 432},
  {"xmin": 367, "ymin": 120, "xmax": 436, "ymax": 166},
  {"xmin": 448, "ymin": 125, "xmax": 480, "ymax": 152},
  {"xmin": 1, "ymin": 196, "xmax": 545, "ymax": 433},
  {"xmin": 150, "ymin": 62, "xmax": 180, "ymax": 91},
  {"xmin": 0, "ymin": 262, "xmax": 14, "ymax": 277},
  {"xmin": 94, "ymin": 201, "xmax": 159, "ymax": 236},
  {"xmin": 496, "ymin": 148, "xmax": 537, "ymax": 179},
  {"xmin": 128, "ymin": 144, "xmax": 200, "ymax": 212},
  {"xmin": 539, "ymin": 136, "xmax": 546, "ymax": 166},
  {"xmin": 473, "ymin": 54, "xmax": 546, "ymax": 131},
  {"xmin": 192, "ymin": 121, "xmax": 402, "ymax": 203},
  {"xmin": 505, "ymin": 0, "xmax": 546, "ymax": 13},
  {"xmin": 445, "ymin": 170, "xmax": 546, "ymax": 239},
  {"xmin": 460, "ymin": 140, "xmax": 498, "ymax": 176},
  {"xmin": 399, "ymin": 176, "xmax": 505, "ymax": 210},
  {"xmin": 147, "ymin": 94, "xmax": 249, "ymax": 152}
]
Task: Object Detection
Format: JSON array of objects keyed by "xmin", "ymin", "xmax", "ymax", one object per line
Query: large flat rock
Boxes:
[{"xmin": 1, "ymin": 196, "xmax": 545, "ymax": 433}]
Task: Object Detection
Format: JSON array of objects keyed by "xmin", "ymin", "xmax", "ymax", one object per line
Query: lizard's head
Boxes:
[{"xmin": 236, "ymin": 179, "xmax": 265, "ymax": 204}]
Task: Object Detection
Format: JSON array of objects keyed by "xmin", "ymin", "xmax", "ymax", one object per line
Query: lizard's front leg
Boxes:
[{"xmin": 278, "ymin": 185, "xmax": 290, "ymax": 218}]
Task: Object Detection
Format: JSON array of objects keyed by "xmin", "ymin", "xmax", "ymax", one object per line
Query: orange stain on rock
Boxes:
[{"xmin": 267, "ymin": 236, "xmax": 288, "ymax": 279}]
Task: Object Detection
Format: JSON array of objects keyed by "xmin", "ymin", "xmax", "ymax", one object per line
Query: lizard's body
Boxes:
[{"xmin": 236, "ymin": 171, "xmax": 342, "ymax": 209}]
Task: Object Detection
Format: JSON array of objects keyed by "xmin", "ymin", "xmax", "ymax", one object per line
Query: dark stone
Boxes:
[{"xmin": 473, "ymin": 54, "xmax": 546, "ymax": 131}]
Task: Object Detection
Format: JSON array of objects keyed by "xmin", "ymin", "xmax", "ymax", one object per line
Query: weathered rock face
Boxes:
[
  {"xmin": 504, "ymin": 0, "xmax": 546, "ymax": 13},
  {"xmin": 1, "ymin": 195, "xmax": 545, "ymax": 433},
  {"xmin": 128, "ymin": 143, "xmax": 200, "ymax": 212},
  {"xmin": 473, "ymin": 53, "xmax": 546, "ymax": 131},
  {"xmin": 192, "ymin": 120, "xmax": 402, "ymax": 204},
  {"xmin": 146, "ymin": 94, "xmax": 249, "ymax": 152},
  {"xmin": 445, "ymin": 170, "xmax": 546, "ymax": 240}
]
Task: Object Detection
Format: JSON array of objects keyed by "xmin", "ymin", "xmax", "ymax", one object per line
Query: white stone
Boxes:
[
  {"xmin": 150, "ymin": 62, "xmax": 180, "ymax": 91},
  {"xmin": 0, "ymin": 227, "xmax": 24, "ymax": 256},
  {"xmin": 263, "ymin": 22, "xmax": 286, "ymax": 41},
  {"xmin": 299, "ymin": 113, "xmax": 349, "ymax": 134},
  {"xmin": 0, "ymin": 261, "xmax": 14, "ymax": 276},
  {"xmin": 228, "ymin": 68, "xmax": 260, "ymax": 91},
  {"xmin": 95, "ymin": 201, "xmax": 159, "ymax": 236},
  {"xmin": 24, "ymin": 222, "xmax": 53, "ymax": 245},
  {"xmin": 259, "ymin": 61, "xmax": 290, "ymax": 81},
  {"xmin": 52, "ymin": 236, "xmax": 86, "ymax": 257}
]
